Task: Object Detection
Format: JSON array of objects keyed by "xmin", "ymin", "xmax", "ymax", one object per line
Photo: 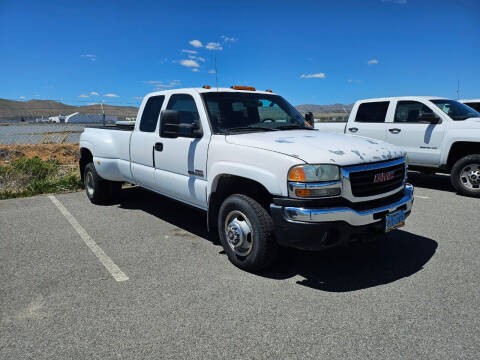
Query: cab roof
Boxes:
[
  {"xmin": 145, "ymin": 87, "xmax": 276, "ymax": 98},
  {"xmin": 357, "ymin": 96, "xmax": 450, "ymax": 102}
]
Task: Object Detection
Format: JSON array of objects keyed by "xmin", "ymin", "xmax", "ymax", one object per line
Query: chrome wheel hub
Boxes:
[
  {"xmin": 224, "ymin": 210, "xmax": 253, "ymax": 256},
  {"xmin": 460, "ymin": 164, "xmax": 480, "ymax": 190},
  {"xmin": 85, "ymin": 171, "xmax": 94, "ymax": 196}
]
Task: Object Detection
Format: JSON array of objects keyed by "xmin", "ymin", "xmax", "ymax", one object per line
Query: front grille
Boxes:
[{"xmin": 349, "ymin": 162, "xmax": 405, "ymax": 197}]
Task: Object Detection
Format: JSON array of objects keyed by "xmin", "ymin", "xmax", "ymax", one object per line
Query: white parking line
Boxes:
[{"xmin": 48, "ymin": 195, "xmax": 129, "ymax": 282}]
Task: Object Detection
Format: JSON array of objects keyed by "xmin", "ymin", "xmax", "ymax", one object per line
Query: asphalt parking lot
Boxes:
[{"xmin": 1, "ymin": 172, "xmax": 479, "ymax": 359}]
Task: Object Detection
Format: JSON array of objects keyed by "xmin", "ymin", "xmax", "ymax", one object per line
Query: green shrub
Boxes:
[{"xmin": 0, "ymin": 157, "xmax": 83, "ymax": 200}]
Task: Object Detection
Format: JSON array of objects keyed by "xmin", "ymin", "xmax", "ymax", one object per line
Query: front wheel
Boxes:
[
  {"xmin": 450, "ymin": 154, "xmax": 480, "ymax": 198},
  {"xmin": 218, "ymin": 194, "xmax": 278, "ymax": 272}
]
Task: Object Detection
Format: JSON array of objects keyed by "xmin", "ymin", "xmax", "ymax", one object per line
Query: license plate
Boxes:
[{"xmin": 385, "ymin": 210, "xmax": 405, "ymax": 232}]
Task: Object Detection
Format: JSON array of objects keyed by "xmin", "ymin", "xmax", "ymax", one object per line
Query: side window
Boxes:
[
  {"xmin": 464, "ymin": 102, "xmax": 480, "ymax": 113},
  {"xmin": 166, "ymin": 94, "xmax": 200, "ymax": 135},
  {"xmin": 139, "ymin": 96, "xmax": 165, "ymax": 132},
  {"xmin": 394, "ymin": 101, "xmax": 433, "ymax": 123},
  {"xmin": 355, "ymin": 102, "xmax": 389, "ymax": 123}
]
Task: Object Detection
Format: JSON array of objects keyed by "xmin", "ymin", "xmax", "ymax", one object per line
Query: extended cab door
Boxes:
[
  {"xmin": 153, "ymin": 93, "xmax": 210, "ymax": 208},
  {"xmin": 130, "ymin": 95, "xmax": 165, "ymax": 190},
  {"xmin": 346, "ymin": 101, "xmax": 390, "ymax": 140},
  {"xmin": 386, "ymin": 100, "xmax": 446, "ymax": 166}
]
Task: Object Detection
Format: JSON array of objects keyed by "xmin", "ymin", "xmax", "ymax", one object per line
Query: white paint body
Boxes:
[
  {"xmin": 316, "ymin": 96, "xmax": 480, "ymax": 168},
  {"xmin": 80, "ymin": 88, "xmax": 406, "ymax": 210}
]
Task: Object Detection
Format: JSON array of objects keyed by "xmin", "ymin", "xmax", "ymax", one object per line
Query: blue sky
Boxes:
[{"xmin": 0, "ymin": 0, "xmax": 478, "ymax": 106}]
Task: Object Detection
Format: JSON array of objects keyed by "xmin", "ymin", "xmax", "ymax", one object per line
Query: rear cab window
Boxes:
[
  {"xmin": 355, "ymin": 102, "xmax": 389, "ymax": 123},
  {"xmin": 139, "ymin": 96, "xmax": 165, "ymax": 132}
]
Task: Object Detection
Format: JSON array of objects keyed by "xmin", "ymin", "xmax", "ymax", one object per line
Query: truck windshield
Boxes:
[
  {"xmin": 430, "ymin": 99, "xmax": 480, "ymax": 121},
  {"xmin": 201, "ymin": 92, "xmax": 312, "ymax": 134}
]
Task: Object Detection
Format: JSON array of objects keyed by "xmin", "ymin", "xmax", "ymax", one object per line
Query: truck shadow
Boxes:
[
  {"xmin": 407, "ymin": 171, "xmax": 453, "ymax": 192},
  {"xmin": 115, "ymin": 186, "xmax": 437, "ymax": 293},
  {"xmin": 263, "ymin": 230, "xmax": 437, "ymax": 292}
]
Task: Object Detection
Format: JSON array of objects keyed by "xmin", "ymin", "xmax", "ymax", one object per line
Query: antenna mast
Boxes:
[
  {"xmin": 456, "ymin": 80, "xmax": 460, "ymax": 100},
  {"xmin": 214, "ymin": 57, "xmax": 218, "ymax": 91}
]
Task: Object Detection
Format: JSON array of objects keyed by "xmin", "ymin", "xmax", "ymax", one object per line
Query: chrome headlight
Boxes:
[
  {"xmin": 287, "ymin": 164, "xmax": 341, "ymax": 198},
  {"xmin": 288, "ymin": 164, "xmax": 340, "ymax": 182}
]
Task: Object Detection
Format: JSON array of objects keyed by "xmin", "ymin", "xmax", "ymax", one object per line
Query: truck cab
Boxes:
[
  {"xmin": 80, "ymin": 87, "xmax": 414, "ymax": 271},
  {"xmin": 316, "ymin": 96, "xmax": 480, "ymax": 197}
]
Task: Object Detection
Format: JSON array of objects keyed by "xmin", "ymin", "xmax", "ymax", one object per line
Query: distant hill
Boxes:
[
  {"xmin": 296, "ymin": 103, "xmax": 353, "ymax": 114},
  {"xmin": 0, "ymin": 98, "xmax": 352, "ymax": 122},
  {"xmin": 0, "ymin": 98, "xmax": 138, "ymax": 121}
]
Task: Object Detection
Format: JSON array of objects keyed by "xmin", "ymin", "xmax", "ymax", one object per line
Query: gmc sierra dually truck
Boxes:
[
  {"xmin": 316, "ymin": 97, "xmax": 480, "ymax": 197},
  {"xmin": 79, "ymin": 86, "xmax": 413, "ymax": 271}
]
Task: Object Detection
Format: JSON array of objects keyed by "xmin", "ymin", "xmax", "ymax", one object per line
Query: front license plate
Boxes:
[{"xmin": 385, "ymin": 210, "xmax": 405, "ymax": 232}]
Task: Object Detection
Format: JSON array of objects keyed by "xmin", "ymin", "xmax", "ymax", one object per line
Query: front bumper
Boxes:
[{"xmin": 270, "ymin": 184, "xmax": 414, "ymax": 250}]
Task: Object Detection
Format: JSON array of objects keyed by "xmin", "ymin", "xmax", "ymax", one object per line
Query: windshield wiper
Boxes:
[
  {"xmin": 275, "ymin": 124, "xmax": 314, "ymax": 130},
  {"xmin": 226, "ymin": 126, "xmax": 279, "ymax": 133}
]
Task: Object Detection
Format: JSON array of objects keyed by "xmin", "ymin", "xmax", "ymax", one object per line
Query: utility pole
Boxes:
[{"xmin": 101, "ymin": 101, "xmax": 105, "ymax": 126}]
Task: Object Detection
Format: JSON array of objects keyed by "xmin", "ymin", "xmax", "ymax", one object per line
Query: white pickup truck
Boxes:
[
  {"xmin": 316, "ymin": 96, "xmax": 480, "ymax": 197},
  {"xmin": 79, "ymin": 87, "xmax": 413, "ymax": 271}
]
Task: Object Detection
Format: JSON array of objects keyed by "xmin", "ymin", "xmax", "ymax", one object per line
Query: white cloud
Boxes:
[
  {"xmin": 300, "ymin": 73, "xmax": 326, "ymax": 79},
  {"xmin": 189, "ymin": 40, "xmax": 203, "ymax": 48},
  {"xmin": 368, "ymin": 59, "xmax": 379, "ymax": 64},
  {"xmin": 34, "ymin": 94, "xmax": 40, "ymax": 97},
  {"xmin": 191, "ymin": 68, "xmax": 199, "ymax": 72},
  {"xmin": 348, "ymin": 79, "xmax": 361, "ymax": 83},
  {"xmin": 182, "ymin": 49, "xmax": 197, "ymax": 54},
  {"xmin": 188, "ymin": 55, "xmax": 206, "ymax": 62},
  {"xmin": 104, "ymin": 93, "xmax": 120, "ymax": 98},
  {"xmin": 133, "ymin": 96, "xmax": 143, "ymax": 100},
  {"xmin": 78, "ymin": 94, "xmax": 89, "ymax": 98},
  {"xmin": 205, "ymin": 42, "xmax": 223, "ymax": 51},
  {"xmin": 180, "ymin": 59, "xmax": 200, "ymax": 68},
  {"xmin": 208, "ymin": 69, "xmax": 216, "ymax": 74},
  {"xmin": 144, "ymin": 80, "xmax": 181, "ymax": 90},
  {"xmin": 81, "ymin": 54, "xmax": 97, "ymax": 61},
  {"xmin": 19, "ymin": 96, "xmax": 26, "ymax": 99},
  {"xmin": 221, "ymin": 35, "xmax": 237, "ymax": 42},
  {"xmin": 90, "ymin": 91, "xmax": 99, "ymax": 96}
]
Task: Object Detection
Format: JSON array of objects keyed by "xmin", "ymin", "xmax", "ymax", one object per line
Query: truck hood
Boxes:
[{"xmin": 225, "ymin": 130, "xmax": 405, "ymax": 166}]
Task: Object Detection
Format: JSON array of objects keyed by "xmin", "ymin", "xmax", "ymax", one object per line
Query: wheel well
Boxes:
[
  {"xmin": 79, "ymin": 148, "xmax": 93, "ymax": 181},
  {"xmin": 447, "ymin": 142, "xmax": 480, "ymax": 170},
  {"xmin": 207, "ymin": 175, "xmax": 273, "ymax": 231}
]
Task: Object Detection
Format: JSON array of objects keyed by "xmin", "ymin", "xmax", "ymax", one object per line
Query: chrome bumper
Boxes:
[{"xmin": 284, "ymin": 184, "xmax": 414, "ymax": 227}]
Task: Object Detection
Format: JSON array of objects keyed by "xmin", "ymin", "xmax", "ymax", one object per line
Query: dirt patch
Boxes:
[{"xmin": 0, "ymin": 143, "xmax": 79, "ymax": 166}]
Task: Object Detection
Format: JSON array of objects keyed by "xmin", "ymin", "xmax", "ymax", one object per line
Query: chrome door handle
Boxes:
[
  {"xmin": 348, "ymin": 127, "xmax": 358, "ymax": 133},
  {"xmin": 389, "ymin": 128, "xmax": 401, "ymax": 134}
]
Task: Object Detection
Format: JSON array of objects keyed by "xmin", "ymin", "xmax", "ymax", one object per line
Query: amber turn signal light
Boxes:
[
  {"xmin": 288, "ymin": 167, "xmax": 306, "ymax": 182},
  {"xmin": 231, "ymin": 86, "xmax": 256, "ymax": 91}
]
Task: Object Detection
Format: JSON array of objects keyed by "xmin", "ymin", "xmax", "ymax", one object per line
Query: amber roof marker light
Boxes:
[
  {"xmin": 202, "ymin": 85, "xmax": 211, "ymax": 89},
  {"xmin": 265, "ymin": 89, "xmax": 273, "ymax": 93},
  {"xmin": 230, "ymin": 86, "xmax": 256, "ymax": 91}
]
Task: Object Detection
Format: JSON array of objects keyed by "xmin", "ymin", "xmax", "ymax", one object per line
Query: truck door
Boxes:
[
  {"xmin": 386, "ymin": 100, "xmax": 446, "ymax": 166},
  {"xmin": 153, "ymin": 93, "xmax": 209, "ymax": 208},
  {"xmin": 130, "ymin": 95, "xmax": 165, "ymax": 190},
  {"xmin": 346, "ymin": 101, "xmax": 390, "ymax": 140}
]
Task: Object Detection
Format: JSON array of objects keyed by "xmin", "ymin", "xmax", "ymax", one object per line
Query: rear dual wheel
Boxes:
[{"xmin": 84, "ymin": 163, "xmax": 122, "ymax": 204}]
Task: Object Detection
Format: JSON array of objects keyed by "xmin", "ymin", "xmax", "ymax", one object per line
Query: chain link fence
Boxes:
[{"xmin": 0, "ymin": 123, "xmax": 100, "ymax": 145}]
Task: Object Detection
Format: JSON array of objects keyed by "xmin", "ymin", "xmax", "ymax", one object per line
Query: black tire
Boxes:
[
  {"xmin": 84, "ymin": 163, "xmax": 120, "ymax": 204},
  {"xmin": 218, "ymin": 194, "xmax": 278, "ymax": 272},
  {"xmin": 450, "ymin": 154, "xmax": 480, "ymax": 198}
]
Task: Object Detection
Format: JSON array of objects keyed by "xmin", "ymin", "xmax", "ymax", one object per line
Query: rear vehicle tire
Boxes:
[
  {"xmin": 218, "ymin": 194, "xmax": 278, "ymax": 272},
  {"xmin": 450, "ymin": 154, "xmax": 480, "ymax": 198},
  {"xmin": 84, "ymin": 162, "xmax": 121, "ymax": 204}
]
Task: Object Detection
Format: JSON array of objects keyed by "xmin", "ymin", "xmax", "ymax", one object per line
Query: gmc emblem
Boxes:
[{"xmin": 373, "ymin": 170, "xmax": 395, "ymax": 183}]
